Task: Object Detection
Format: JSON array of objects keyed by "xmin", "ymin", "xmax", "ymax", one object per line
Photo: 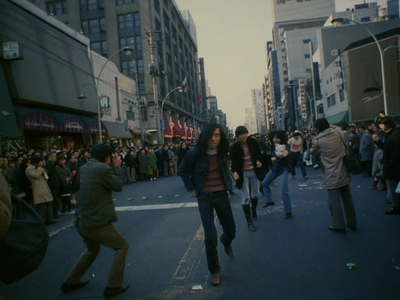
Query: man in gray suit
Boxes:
[{"xmin": 61, "ymin": 143, "xmax": 130, "ymax": 298}]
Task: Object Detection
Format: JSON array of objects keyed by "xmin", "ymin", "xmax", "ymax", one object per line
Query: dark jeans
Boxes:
[
  {"xmin": 290, "ymin": 151, "xmax": 307, "ymax": 177},
  {"xmin": 197, "ymin": 193, "xmax": 236, "ymax": 274}
]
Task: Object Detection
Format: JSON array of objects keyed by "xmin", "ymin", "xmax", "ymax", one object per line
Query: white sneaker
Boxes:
[{"xmin": 150, "ymin": 178, "xmax": 153, "ymax": 181}]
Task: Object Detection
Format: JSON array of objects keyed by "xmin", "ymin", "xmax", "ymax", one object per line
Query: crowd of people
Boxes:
[{"xmin": 1, "ymin": 113, "xmax": 399, "ymax": 292}]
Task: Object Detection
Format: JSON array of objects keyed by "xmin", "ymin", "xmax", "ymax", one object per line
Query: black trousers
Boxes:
[{"xmin": 197, "ymin": 193, "xmax": 236, "ymax": 274}]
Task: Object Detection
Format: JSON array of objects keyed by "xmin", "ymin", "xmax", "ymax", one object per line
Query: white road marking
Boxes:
[{"xmin": 116, "ymin": 202, "xmax": 198, "ymax": 211}]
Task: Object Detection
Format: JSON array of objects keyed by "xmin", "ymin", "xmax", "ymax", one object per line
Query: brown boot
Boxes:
[
  {"xmin": 370, "ymin": 180, "xmax": 378, "ymax": 190},
  {"xmin": 380, "ymin": 179, "xmax": 387, "ymax": 191}
]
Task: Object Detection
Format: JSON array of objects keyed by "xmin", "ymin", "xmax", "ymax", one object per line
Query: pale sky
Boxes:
[{"xmin": 174, "ymin": 0, "xmax": 386, "ymax": 131}]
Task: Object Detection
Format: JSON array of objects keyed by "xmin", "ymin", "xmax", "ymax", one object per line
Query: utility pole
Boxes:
[{"xmin": 147, "ymin": 30, "xmax": 161, "ymax": 144}]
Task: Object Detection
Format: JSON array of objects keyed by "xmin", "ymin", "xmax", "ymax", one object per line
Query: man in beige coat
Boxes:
[
  {"xmin": 310, "ymin": 118, "xmax": 358, "ymax": 232},
  {"xmin": 26, "ymin": 156, "xmax": 54, "ymax": 224}
]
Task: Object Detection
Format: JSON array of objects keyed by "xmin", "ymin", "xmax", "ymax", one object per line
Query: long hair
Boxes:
[
  {"xmin": 197, "ymin": 123, "xmax": 229, "ymax": 157},
  {"xmin": 270, "ymin": 130, "xmax": 288, "ymax": 144}
]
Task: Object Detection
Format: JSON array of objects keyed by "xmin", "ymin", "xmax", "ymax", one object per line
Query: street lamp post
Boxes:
[
  {"xmin": 77, "ymin": 47, "xmax": 133, "ymax": 143},
  {"xmin": 331, "ymin": 17, "xmax": 388, "ymax": 115},
  {"xmin": 194, "ymin": 108, "xmax": 210, "ymax": 136},
  {"xmin": 157, "ymin": 86, "xmax": 183, "ymax": 145}
]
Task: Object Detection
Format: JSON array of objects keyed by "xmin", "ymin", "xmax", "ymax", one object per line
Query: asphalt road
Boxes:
[{"xmin": 1, "ymin": 168, "xmax": 399, "ymax": 300}]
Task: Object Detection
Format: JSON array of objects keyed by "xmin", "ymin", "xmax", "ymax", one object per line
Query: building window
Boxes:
[
  {"xmin": 303, "ymin": 39, "xmax": 311, "ymax": 44},
  {"xmin": 306, "ymin": 68, "xmax": 312, "ymax": 73},
  {"xmin": 304, "ymin": 54, "xmax": 310, "ymax": 59},
  {"xmin": 327, "ymin": 93, "xmax": 336, "ymax": 108},
  {"xmin": 101, "ymin": 41, "xmax": 108, "ymax": 55},
  {"xmin": 47, "ymin": 1, "xmax": 68, "ymax": 15},
  {"xmin": 100, "ymin": 18, "xmax": 106, "ymax": 32},
  {"xmin": 81, "ymin": 0, "xmax": 104, "ymax": 11},
  {"xmin": 120, "ymin": 36, "xmax": 142, "ymax": 52},
  {"xmin": 126, "ymin": 111, "xmax": 135, "ymax": 121},
  {"xmin": 117, "ymin": 0, "xmax": 138, "ymax": 5},
  {"xmin": 88, "ymin": 0, "xmax": 97, "ymax": 10},
  {"xmin": 89, "ymin": 19, "xmax": 100, "ymax": 33},
  {"xmin": 82, "ymin": 20, "xmax": 88, "ymax": 34},
  {"xmin": 154, "ymin": 0, "xmax": 160, "ymax": 13},
  {"xmin": 361, "ymin": 17, "xmax": 371, "ymax": 22},
  {"xmin": 118, "ymin": 12, "xmax": 140, "ymax": 29}
]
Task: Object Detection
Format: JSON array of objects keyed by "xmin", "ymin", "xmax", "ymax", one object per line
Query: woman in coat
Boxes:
[
  {"xmin": 146, "ymin": 148, "xmax": 157, "ymax": 181},
  {"xmin": 25, "ymin": 156, "xmax": 53, "ymax": 224}
]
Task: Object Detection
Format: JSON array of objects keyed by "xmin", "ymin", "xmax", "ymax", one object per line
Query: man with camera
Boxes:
[{"xmin": 310, "ymin": 118, "xmax": 358, "ymax": 233}]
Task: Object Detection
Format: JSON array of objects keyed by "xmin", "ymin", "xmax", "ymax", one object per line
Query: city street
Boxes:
[{"xmin": 1, "ymin": 168, "xmax": 400, "ymax": 300}]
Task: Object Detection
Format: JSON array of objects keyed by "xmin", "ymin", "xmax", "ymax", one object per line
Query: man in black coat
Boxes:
[{"xmin": 45, "ymin": 152, "xmax": 60, "ymax": 219}]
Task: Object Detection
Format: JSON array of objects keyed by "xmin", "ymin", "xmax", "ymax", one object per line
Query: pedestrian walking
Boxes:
[
  {"xmin": 61, "ymin": 143, "xmax": 130, "ymax": 298},
  {"xmin": 261, "ymin": 130, "xmax": 293, "ymax": 219},
  {"xmin": 230, "ymin": 126, "xmax": 263, "ymax": 231},
  {"xmin": 310, "ymin": 118, "xmax": 358, "ymax": 232},
  {"xmin": 288, "ymin": 130, "xmax": 308, "ymax": 180},
  {"xmin": 178, "ymin": 123, "xmax": 236, "ymax": 286}
]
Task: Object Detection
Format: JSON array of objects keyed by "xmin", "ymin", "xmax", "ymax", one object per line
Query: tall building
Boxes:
[
  {"xmin": 29, "ymin": 0, "xmax": 201, "ymax": 143},
  {"xmin": 251, "ymin": 88, "xmax": 266, "ymax": 134}
]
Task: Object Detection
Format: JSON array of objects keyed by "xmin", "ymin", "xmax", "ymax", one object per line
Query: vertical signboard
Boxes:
[{"xmin": 298, "ymin": 79, "xmax": 308, "ymax": 121}]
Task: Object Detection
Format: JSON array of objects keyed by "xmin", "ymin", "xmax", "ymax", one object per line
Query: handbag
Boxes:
[{"xmin": 0, "ymin": 193, "xmax": 49, "ymax": 284}]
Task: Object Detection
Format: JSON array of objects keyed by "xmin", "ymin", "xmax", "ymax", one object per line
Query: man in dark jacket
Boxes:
[
  {"xmin": 373, "ymin": 117, "xmax": 400, "ymax": 214},
  {"xmin": 61, "ymin": 143, "xmax": 130, "ymax": 298},
  {"xmin": 45, "ymin": 152, "xmax": 60, "ymax": 219},
  {"xmin": 230, "ymin": 126, "xmax": 263, "ymax": 231}
]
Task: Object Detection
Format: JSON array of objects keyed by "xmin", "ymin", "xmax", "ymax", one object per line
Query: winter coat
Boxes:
[
  {"xmin": 168, "ymin": 150, "xmax": 176, "ymax": 165},
  {"xmin": 75, "ymin": 158, "xmax": 124, "ymax": 229},
  {"xmin": 178, "ymin": 147, "xmax": 233, "ymax": 195},
  {"xmin": 138, "ymin": 154, "xmax": 148, "ymax": 173},
  {"xmin": 56, "ymin": 164, "xmax": 72, "ymax": 195},
  {"xmin": 371, "ymin": 148, "xmax": 383, "ymax": 177},
  {"xmin": 359, "ymin": 131, "xmax": 374, "ymax": 162},
  {"xmin": 177, "ymin": 147, "xmax": 189, "ymax": 167},
  {"xmin": 25, "ymin": 164, "xmax": 53, "ymax": 205},
  {"xmin": 379, "ymin": 128, "xmax": 400, "ymax": 181},
  {"xmin": 147, "ymin": 153, "xmax": 157, "ymax": 170},
  {"xmin": 230, "ymin": 137, "xmax": 263, "ymax": 189},
  {"xmin": 310, "ymin": 127, "xmax": 351, "ymax": 190}
]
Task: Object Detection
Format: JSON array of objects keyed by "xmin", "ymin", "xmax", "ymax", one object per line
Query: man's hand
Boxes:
[
  {"xmin": 233, "ymin": 172, "xmax": 239, "ymax": 180},
  {"xmin": 113, "ymin": 154, "xmax": 122, "ymax": 167},
  {"xmin": 256, "ymin": 161, "xmax": 262, "ymax": 168},
  {"xmin": 190, "ymin": 190, "xmax": 197, "ymax": 198}
]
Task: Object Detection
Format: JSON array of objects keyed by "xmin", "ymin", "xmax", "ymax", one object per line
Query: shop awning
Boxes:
[
  {"xmin": 14, "ymin": 106, "xmax": 58, "ymax": 132},
  {"xmin": 102, "ymin": 121, "xmax": 132, "ymax": 139},
  {"xmin": 80, "ymin": 116, "xmax": 108, "ymax": 135},
  {"xmin": 0, "ymin": 64, "xmax": 20, "ymax": 138},
  {"xmin": 163, "ymin": 112, "xmax": 172, "ymax": 138},
  {"xmin": 52, "ymin": 112, "xmax": 86, "ymax": 133},
  {"xmin": 325, "ymin": 111, "xmax": 349, "ymax": 126}
]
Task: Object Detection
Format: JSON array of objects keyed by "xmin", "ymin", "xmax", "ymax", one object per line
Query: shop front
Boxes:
[{"xmin": 14, "ymin": 106, "xmax": 109, "ymax": 150}]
